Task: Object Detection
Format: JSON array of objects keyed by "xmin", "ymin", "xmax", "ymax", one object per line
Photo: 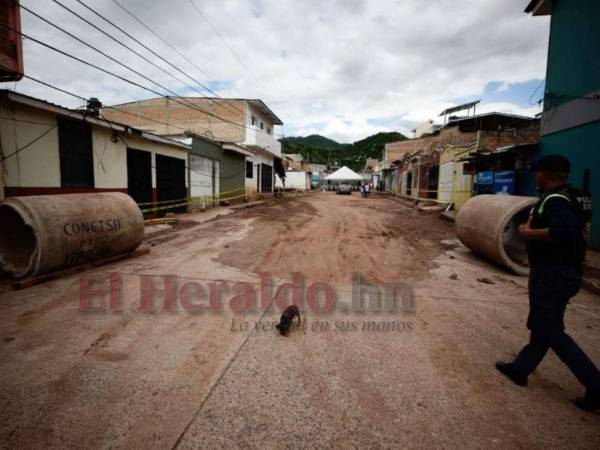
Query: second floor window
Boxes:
[
  {"xmin": 260, "ymin": 122, "xmax": 264, "ymax": 130},
  {"xmin": 251, "ymin": 115, "xmax": 256, "ymax": 126}
]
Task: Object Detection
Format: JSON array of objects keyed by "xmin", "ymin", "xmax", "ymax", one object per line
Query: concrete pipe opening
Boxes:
[
  {"xmin": 456, "ymin": 195, "xmax": 538, "ymax": 276},
  {"xmin": 0, "ymin": 204, "xmax": 38, "ymax": 277}
]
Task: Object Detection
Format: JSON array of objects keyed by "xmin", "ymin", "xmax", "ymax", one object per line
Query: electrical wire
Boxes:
[
  {"xmin": 0, "ymin": 124, "xmax": 58, "ymax": 162},
  {"xmin": 21, "ymin": 2, "xmax": 222, "ymax": 115},
  {"xmin": 46, "ymin": 0, "xmax": 244, "ymax": 120},
  {"xmin": 1, "ymin": 64, "xmax": 250, "ymax": 181},
  {"xmin": 188, "ymin": 0, "xmax": 276, "ymax": 104},
  {"xmin": 98, "ymin": 112, "xmax": 247, "ymax": 180},
  {"xmin": 528, "ymin": 79, "xmax": 545, "ymax": 106},
  {"xmin": 72, "ymin": 0, "xmax": 248, "ymax": 119},
  {"xmin": 0, "ymin": 116, "xmax": 56, "ymax": 126},
  {"xmin": 3, "ymin": 71, "xmax": 190, "ymax": 136},
  {"xmin": 2, "ymin": 22, "xmax": 278, "ymax": 148},
  {"xmin": 52, "ymin": 0, "xmax": 242, "ymax": 119},
  {"xmin": 14, "ymin": 8, "xmax": 281, "ymax": 147},
  {"xmin": 109, "ymin": 0, "xmax": 236, "ymax": 105},
  {"xmin": 16, "ymin": 3, "xmax": 282, "ymax": 148}
]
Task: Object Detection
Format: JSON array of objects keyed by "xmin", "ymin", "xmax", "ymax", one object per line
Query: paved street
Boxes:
[{"xmin": 1, "ymin": 192, "xmax": 598, "ymax": 448}]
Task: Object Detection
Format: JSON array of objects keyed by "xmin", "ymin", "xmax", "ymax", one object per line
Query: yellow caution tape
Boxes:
[
  {"xmin": 139, "ymin": 188, "xmax": 249, "ymax": 214},
  {"xmin": 385, "ymin": 190, "xmax": 453, "ymax": 205},
  {"xmin": 136, "ymin": 187, "xmax": 247, "ymax": 207}
]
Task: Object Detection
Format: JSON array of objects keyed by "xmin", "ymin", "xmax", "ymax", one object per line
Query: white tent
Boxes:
[{"xmin": 324, "ymin": 166, "xmax": 363, "ymax": 181}]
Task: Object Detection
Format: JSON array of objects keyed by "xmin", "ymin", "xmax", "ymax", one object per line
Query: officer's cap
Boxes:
[{"xmin": 533, "ymin": 155, "xmax": 571, "ymax": 174}]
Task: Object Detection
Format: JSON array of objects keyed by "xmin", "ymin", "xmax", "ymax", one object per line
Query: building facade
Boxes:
[
  {"xmin": 189, "ymin": 136, "xmax": 250, "ymax": 206},
  {"xmin": 383, "ymin": 112, "xmax": 539, "ymax": 209},
  {"xmin": 102, "ymin": 96, "xmax": 283, "ymax": 199},
  {"xmin": 526, "ymin": 0, "xmax": 600, "ymax": 248},
  {"xmin": 0, "ymin": 91, "xmax": 189, "ymax": 214}
]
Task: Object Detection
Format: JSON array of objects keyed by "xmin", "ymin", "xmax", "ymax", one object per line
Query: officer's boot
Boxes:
[{"xmin": 495, "ymin": 361, "xmax": 528, "ymax": 387}]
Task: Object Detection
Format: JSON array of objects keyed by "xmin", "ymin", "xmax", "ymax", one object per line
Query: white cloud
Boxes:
[{"xmin": 11, "ymin": 0, "xmax": 549, "ymax": 142}]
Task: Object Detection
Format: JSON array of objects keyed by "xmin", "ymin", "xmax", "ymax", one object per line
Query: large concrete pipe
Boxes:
[
  {"xmin": 0, "ymin": 193, "xmax": 144, "ymax": 278},
  {"xmin": 456, "ymin": 195, "xmax": 538, "ymax": 276}
]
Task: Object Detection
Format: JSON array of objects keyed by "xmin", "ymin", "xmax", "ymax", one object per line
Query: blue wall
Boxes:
[
  {"xmin": 540, "ymin": 122, "xmax": 600, "ymax": 249},
  {"xmin": 544, "ymin": 0, "xmax": 600, "ymax": 110},
  {"xmin": 540, "ymin": 0, "xmax": 600, "ymax": 249}
]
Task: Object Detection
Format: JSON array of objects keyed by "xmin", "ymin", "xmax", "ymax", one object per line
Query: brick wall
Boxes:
[
  {"xmin": 478, "ymin": 128, "xmax": 539, "ymax": 150},
  {"xmin": 384, "ymin": 127, "xmax": 477, "ymax": 164},
  {"xmin": 103, "ymin": 97, "xmax": 246, "ymax": 143},
  {"xmin": 384, "ymin": 125, "xmax": 538, "ymax": 165}
]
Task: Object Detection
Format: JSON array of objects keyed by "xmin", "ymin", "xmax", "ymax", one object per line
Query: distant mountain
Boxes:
[
  {"xmin": 280, "ymin": 131, "xmax": 407, "ymax": 171},
  {"xmin": 280, "ymin": 134, "xmax": 348, "ymax": 150},
  {"xmin": 350, "ymin": 132, "xmax": 408, "ymax": 161}
]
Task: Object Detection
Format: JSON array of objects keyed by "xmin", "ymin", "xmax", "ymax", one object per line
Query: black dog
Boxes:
[{"xmin": 275, "ymin": 305, "xmax": 301, "ymax": 336}]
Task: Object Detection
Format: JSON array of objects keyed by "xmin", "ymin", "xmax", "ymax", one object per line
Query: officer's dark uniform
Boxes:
[{"xmin": 512, "ymin": 185, "xmax": 600, "ymax": 392}]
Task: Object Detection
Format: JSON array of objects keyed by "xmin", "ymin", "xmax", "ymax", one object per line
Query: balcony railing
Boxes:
[{"xmin": 244, "ymin": 126, "xmax": 281, "ymax": 157}]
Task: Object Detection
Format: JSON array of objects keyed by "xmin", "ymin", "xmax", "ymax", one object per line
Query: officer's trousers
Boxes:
[{"xmin": 513, "ymin": 266, "xmax": 600, "ymax": 391}]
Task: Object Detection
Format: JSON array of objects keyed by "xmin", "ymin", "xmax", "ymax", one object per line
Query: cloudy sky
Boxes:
[{"xmin": 11, "ymin": 0, "xmax": 550, "ymax": 142}]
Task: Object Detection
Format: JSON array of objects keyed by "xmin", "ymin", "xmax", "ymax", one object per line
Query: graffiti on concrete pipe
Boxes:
[
  {"xmin": 0, "ymin": 193, "xmax": 144, "ymax": 278},
  {"xmin": 63, "ymin": 219, "xmax": 122, "ymax": 236}
]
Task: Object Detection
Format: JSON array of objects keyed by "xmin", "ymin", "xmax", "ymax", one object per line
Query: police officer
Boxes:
[{"xmin": 495, "ymin": 155, "xmax": 599, "ymax": 411}]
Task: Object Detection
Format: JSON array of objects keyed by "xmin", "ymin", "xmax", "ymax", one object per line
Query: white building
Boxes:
[
  {"xmin": 0, "ymin": 91, "xmax": 189, "ymax": 210},
  {"xmin": 102, "ymin": 97, "xmax": 283, "ymax": 198}
]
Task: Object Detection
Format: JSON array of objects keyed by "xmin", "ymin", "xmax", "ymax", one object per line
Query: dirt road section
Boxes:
[{"xmin": 0, "ymin": 192, "xmax": 598, "ymax": 449}]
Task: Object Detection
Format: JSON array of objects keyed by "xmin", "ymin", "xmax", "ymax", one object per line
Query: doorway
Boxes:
[
  {"xmin": 127, "ymin": 148, "xmax": 152, "ymax": 205},
  {"xmin": 261, "ymin": 164, "xmax": 273, "ymax": 192},
  {"xmin": 156, "ymin": 154, "xmax": 186, "ymax": 214}
]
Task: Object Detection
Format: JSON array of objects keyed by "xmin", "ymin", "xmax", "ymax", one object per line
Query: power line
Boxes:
[
  {"xmin": 0, "ymin": 124, "xmax": 58, "ymax": 162},
  {"xmin": 70, "ymin": 0, "xmax": 245, "ymax": 118},
  {"xmin": 1, "ymin": 70, "xmax": 252, "ymax": 180},
  {"xmin": 98, "ymin": 112, "xmax": 247, "ymax": 180},
  {"xmin": 8, "ymin": 72, "xmax": 238, "ymax": 149},
  {"xmin": 5, "ymin": 71, "xmax": 189, "ymax": 135},
  {"xmin": 0, "ymin": 116, "xmax": 56, "ymax": 126},
  {"xmin": 188, "ymin": 1, "xmax": 276, "ymax": 104},
  {"xmin": 109, "ymin": 0, "xmax": 234, "ymax": 100},
  {"xmin": 22, "ymin": 3, "xmax": 209, "ymax": 112},
  {"xmin": 51, "ymin": 0, "xmax": 242, "ymax": 119},
  {"xmin": 47, "ymin": 1, "xmax": 281, "ymax": 143},
  {"xmin": 2, "ymin": 22, "xmax": 280, "ymax": 147}
]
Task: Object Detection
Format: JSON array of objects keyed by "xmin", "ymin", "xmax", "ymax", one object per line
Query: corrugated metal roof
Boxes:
[
  {"xmin": 525, "ymin": 0, "xmax": 552, "ymax": 15},
  {"xmin": 439, "ymin": 100, "xmax": 480, "ymax": 117},
  {"xmin": 446, "ymin": 111, "xmax": 538, "ymax": 125}
]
